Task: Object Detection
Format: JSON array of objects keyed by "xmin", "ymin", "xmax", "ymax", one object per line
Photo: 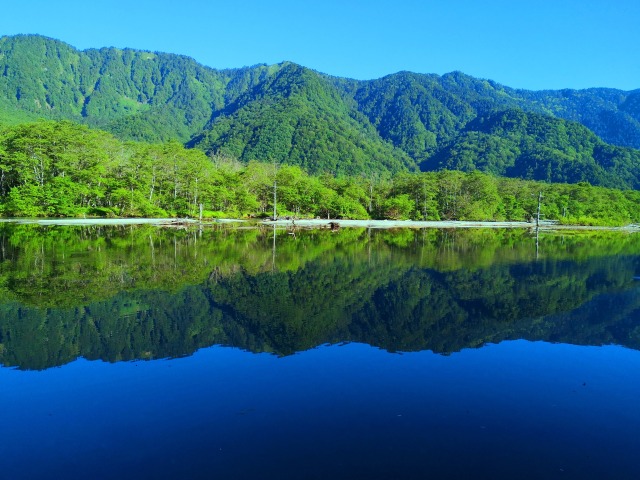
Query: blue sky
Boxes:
[{"xmin": 1, "ymin": 0, "xmax": 638, "ymax": 91}]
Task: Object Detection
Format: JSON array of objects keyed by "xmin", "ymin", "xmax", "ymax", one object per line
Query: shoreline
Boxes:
[
  {"xmin": 262, "ymin": 218, "xmax": 640, "ymax": 231},
  {"xmin": 1, "ymin": 217, "xmax": 639, "ymax": 231}
]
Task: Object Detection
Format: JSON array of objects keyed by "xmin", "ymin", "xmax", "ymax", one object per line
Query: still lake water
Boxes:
[{"xmin": 1, "ymin": 224, "xmax": 639, "ymax": 479}]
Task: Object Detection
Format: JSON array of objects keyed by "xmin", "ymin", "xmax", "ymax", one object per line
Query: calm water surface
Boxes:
[{"xmin": 1, "ymin": 224, "xmax": 639, "ymax": 479}]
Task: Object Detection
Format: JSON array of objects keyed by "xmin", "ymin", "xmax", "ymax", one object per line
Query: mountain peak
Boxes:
[{"xmin": 1, "ymin": 34, "xmax": 640, "ymax": 183}]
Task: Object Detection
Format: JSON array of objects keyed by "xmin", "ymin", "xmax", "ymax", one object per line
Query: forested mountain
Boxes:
[
  {"xmin": 1, "ymin": 34, "xmax": 640, "ymax": 182},
  {"xmin": 187, "ymin": 62, "xmax": 414, "ymax": 175},
  {"xmin": 0, "ymin": 34, "xmax": 234, "ymax": 141},
  {"xmin": 426, "ymin": 109, "xmax": 640, "ymax": 189},
  {"xmin": 337, "ymin": 71, "xmax": 640, "ymax": 156}
]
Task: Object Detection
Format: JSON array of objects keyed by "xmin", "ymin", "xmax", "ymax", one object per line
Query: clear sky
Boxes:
[{"xmin": 1, "ymin": 0, "xmax": 638, "ymax": 91}]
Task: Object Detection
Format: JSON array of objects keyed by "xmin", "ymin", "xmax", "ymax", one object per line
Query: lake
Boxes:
[{"xmin": 1, "ymin": 224, "xmax": 639, "ymax": 479}]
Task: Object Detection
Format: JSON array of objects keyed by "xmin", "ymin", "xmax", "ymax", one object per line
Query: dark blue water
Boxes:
[
  {"xmin": 2, "ymin": 340, "xmax": 640, "ymax": 479},
  {"xmin": 2, "ymin": 226, "xmax": 640, "ymax": 479}
]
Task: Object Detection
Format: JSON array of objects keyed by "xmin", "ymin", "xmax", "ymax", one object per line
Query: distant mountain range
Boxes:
[{"xmin": 1, "ymin": 34, "xmax": 640, "ymax": 185}]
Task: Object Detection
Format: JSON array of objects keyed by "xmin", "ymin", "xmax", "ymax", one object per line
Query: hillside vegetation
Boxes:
[
  {"xmin": 0, "ymin": 120, "xmax": 639, "ymax": 225},
  {"xmin": 426, "ymin": 109, "xmax": 640, "ymax": 189},
  {"xmin": 1, "ymin": 34, "xmax": 640, "ymax": 214}
]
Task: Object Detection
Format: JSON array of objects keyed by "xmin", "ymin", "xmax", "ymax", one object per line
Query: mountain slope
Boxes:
[
  {"xmin": 333, "ymin": 71, "xmax": 521, "ymax": 162},
  {"xmin": 188, "ymin": 63, "xmax": 414, "ymax": 175},
  {"xmin": 425, "ymin": 109, "xmax": 640, "ymax": 189},
  {"xmin": 0, "ymin": 34, "xmax": 233, "ymax": 141},
  {"xmin": 1, "ymin": 34, "xmax": 640, "ymax": 180},
  {"xmin": 334, "ymin": 71, "xmax": 640, "ymax": 160}
]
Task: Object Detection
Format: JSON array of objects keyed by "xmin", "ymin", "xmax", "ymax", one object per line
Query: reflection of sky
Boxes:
[{"xmin": 2, "ymin": 341, "xmax": 639, "ymax": 479}]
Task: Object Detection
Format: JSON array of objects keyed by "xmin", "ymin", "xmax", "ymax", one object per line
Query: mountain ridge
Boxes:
[{"xmin": 1, "ymin": 34, "xmax": 640, "ymax": 182}]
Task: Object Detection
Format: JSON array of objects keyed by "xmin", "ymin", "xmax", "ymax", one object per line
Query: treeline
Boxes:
[{"xmin": 1, "ymin": 120, "xmax": 640, "ymax": 225}]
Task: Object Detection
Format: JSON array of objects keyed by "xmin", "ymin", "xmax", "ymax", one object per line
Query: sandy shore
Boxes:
[
  {"xmin": 1, "ymin": 217, "xmax": 638, "ymax": 231},
  {"xmin": 261, "ymin": 218, "xmax": 640, "ymax": 231},
  {"xmin": 0, "ymin": 218, "xmax": 186, "ymax": 226},
  {"xmin": 266, "ymin": 219, "xmax": 532, "ymax": 229}
]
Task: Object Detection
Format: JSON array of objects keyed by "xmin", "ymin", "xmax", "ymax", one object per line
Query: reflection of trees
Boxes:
[
  {"xmin": 348, "ymin": 261, "xmax": 640, "ymax": 353},
  {"xmin": 0, "ymin": 225, "xmax": 640, "ymax": 369}
]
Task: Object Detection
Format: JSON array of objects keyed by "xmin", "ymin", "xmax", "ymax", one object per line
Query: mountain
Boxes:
[
  {"xmin": 425, "ymin": 109, "xmax": 640, "ymax": 189},
  {"xmin": 187, "ymin": 62, "xmax": 414, "ymax": 174},
  {"xmin": 0, "ymin": 35, "xmax": 412, "ymax": 175},
  {"xmin": 336, "ymin": 71, "xmax": 640, "ymax": 158},
  {"xmin": 1, "ymin": 34, "xmax": 640, "ymax": 182},
  {"xmin": 0, "ymin": 34, "xmax": 233, "ymax": 141}
]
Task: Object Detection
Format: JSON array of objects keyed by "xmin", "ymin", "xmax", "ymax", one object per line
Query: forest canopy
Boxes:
[
  {"xmin": 2, "ymin": 35, "xmax": 640, "ymax": 180},
  {"xmin": 0, "ymin": 120, "xmax": 639, "ymax": 226}
]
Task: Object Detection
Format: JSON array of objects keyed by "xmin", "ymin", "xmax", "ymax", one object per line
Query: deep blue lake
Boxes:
[{"xmin": 1, "ymin": 225, "xmax": 639, "ymax": 479}]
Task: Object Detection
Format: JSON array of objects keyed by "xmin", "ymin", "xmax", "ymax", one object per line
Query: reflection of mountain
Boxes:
[
  {"xmin": 210, "ymin": 257, "xmax": 640, "ymax": 356},
  {"xmin": 352, "ymin": 266, "xmax": 640, "ymax": 353},
  {"xmin": 1, "ymin": 225, "xmax": 640, "ymax": 369}
]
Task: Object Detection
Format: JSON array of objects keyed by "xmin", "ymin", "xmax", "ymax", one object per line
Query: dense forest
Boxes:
[
  {"xmin": 1, "ymin": 35, "xmax": 640, "ymax": 183},
  {"xmin": 1, "ymin": 120, "xmax": 640, "ymax": 224},
  {"xmin": 1, "ymin": 225, "xmax": 639, "ymax": 369},
  {"xmin": 426, "ymin": 109, "xmax": 640, "ymax": 189}
]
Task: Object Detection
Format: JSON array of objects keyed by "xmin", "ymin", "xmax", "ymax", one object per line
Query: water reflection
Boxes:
[
  {"xmin": 3, "ymin": 225, "xmax": 640, "ymax": 480},
  {"xmin": 0, "ymin": 224, "xmax": 639, "ymax": 370}
]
